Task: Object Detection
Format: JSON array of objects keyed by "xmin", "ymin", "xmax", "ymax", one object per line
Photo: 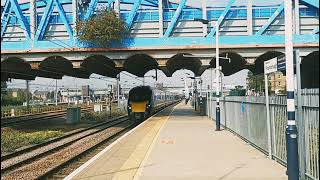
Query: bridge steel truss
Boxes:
[{"xmin": 0, "ymin": 0, "xmax": 319, "ymax": 82}]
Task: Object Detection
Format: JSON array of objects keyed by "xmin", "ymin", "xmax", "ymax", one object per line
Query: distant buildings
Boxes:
[
  {"xmin": 246, "ymin": 72, "xmax": 286, "ymax": 95},
  {"xmin": 33, "ymin": 90, "xmax": 50, "ymax": 100},
  {"xmin": 58, "ymin": 85, "xmax": 120, "ymax": 104},
  {"xmin": 9, "ymin": 88, "xmax": 28, "ymax": 98},
  {"xmin": 268, "ymin": 72, "xmax": 286, "ymax": 94}
]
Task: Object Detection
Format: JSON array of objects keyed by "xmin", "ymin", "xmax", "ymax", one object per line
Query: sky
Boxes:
[
  {"xmin": 4, "ymin": 0, "xmax": 281, "ymax": 92},
  {"xmin": 7, "ymin": 69, "xmax": 250, "ymax": 92}
]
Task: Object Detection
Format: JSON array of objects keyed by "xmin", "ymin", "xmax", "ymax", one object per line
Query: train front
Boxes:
[{"xmin": 127, "ymin": 86, "xmax": 154, "ymax": 122}]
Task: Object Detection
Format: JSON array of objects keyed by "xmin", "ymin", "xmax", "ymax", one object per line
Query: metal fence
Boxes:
[{"xmin": 206, "ymin": 89, "xmax": 319, "ymax": 180}]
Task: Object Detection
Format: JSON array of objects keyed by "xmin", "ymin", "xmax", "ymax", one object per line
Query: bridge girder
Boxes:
[{"xmin": 1, "ymin": 46, "xmax": 318, "ymax": 83}]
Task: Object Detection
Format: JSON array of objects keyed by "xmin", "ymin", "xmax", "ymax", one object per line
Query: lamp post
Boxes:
[
  {"xmin": 284, "ymin": 0, "xmax": 299, "ymax": 179},
  {"xmin": 214, "ymin": 21, "xmax": 221, "ymax": 131},
  {"xmin": 194, "ymin": 18, "xmax": 221, "ymax": 130}
]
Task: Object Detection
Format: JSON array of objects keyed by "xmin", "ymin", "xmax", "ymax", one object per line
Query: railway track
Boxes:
[
  {"xmin": 1, "ymin": 107, "xmax": 93, "ymax": 127},
  {"xmin": 1, "ymin": 101, "xmax": 178, "ymax": 180}
]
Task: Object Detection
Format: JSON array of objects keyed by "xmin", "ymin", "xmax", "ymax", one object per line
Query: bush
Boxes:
[
  {"xmin": 81, "ymin": 108, "xmax": 126, "ymax": 122},
  {"xmin": 76, "ymin": 8, "xmax": 129, "ymax": 47}
]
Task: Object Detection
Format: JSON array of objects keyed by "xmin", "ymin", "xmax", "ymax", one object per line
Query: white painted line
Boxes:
[
  {"xmin": 287, "ymin": 99, "xmax": 295, "ymax": 111},
  {"xmin": 288, "ymin": 120, "xmax": 296, "ymax": 125},
  {"xmin": 64, "ymin": 103, "xmax": 178, "ymax": 180}
]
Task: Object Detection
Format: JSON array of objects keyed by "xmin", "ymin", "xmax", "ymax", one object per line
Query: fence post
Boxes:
[
  {"xmin": 264, "ymin": 74, "xmax": 272, "ymax": 158},
  {"xmin": 270, "ymin": 97, "xmax": 277, "ymax": 157},
  {"xmin": 223, "ymin": 96, "xmax": 227, "ymax": 128}
]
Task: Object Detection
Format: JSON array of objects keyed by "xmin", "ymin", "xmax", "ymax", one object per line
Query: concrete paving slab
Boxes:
[
  {"xmin": 135, "ymin": 103, "xmax": 287, "ymax": 180},
  {"xmin": 66, "ymin": 104, "xmax": 175, "ymax": 180},
  {"xmin": 66, "ymin": 102, "xmax": 287, "ymax": 180}
]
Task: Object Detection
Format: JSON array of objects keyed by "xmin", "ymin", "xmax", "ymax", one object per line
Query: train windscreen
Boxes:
[{"xmin": 129, "ymin": 86, "xmax": 152, "ymax": 102}]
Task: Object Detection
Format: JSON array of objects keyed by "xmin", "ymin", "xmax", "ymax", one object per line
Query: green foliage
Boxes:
[
  {"xmin": 229, "ymin": 86, "xmax": 246, "ymax": 96},
  {"xmin": 50, "ymin": 91, "xmax": 55, "ymax": 99},
  {"xmin": 81, "ymin": 108, "xmax": 126, "ymax": 122},
  {"xmin": 76, "ymin": 8, "xmax": 129, "ymax": 47},
  {"xmin": 1, "ymin": 82, "xmax": 7, "ymax": 94},
  {"xmin": 1, "ymin": 89, "xmax": 32, "ymax": 106},
  {"xmin": 46, "ymin": 91, "xmax": 55, "ymax": 100},
  {"xmin": 246, "ymin": 71, "xmax": 271, "ymax": 93},
  {"xmin": 1, "ymin": 128, "xmax": 63, "ymax": 153}
]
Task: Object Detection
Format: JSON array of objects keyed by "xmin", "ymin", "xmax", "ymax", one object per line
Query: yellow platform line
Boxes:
[{"xmin": 111, "ymin": 105, "xmax": 177, "ymax": 180}]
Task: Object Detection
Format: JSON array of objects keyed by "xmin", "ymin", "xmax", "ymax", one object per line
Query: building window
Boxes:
[{"xmin": 278, "ymin": 82, "xmax": 281, "ymax": 86}]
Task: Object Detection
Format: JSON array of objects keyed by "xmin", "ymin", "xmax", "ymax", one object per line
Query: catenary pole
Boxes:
[{"xmin": 284, "ymin": 0, "xmax": 299, "ymax": 179}]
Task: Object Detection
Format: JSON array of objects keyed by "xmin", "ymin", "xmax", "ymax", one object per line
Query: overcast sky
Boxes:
[{"xmin": 4, "ymin": 0, "xmax": 281, "ymax": 91}]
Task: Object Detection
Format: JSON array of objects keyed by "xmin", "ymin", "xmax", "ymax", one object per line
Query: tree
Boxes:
[
  {"xmin": 76, "ymin": 8, "xmax": 129, "ymax": 47},
  {"xmin": 1, "ymin": 82, "xmax": 7, "ymax": 96},
  {"xmin": 49, "ymin": 91, "xmax": 55, "ymax": 100},
  {"xmin": 247, "ymin": 71, "xmax": 272, "ymax": 94},
  {"xmin": 1, "ymin": 82, "xmax": 7, "ymax": 104}
]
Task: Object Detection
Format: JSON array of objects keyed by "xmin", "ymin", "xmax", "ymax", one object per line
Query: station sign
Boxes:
[
  {"xmin": 265, "ymin": 54, "xmax": 297, "ymax": 74},
  {"xmin": 276, "ymin": 53, "xmax": 297, "ymax": 73},
  {"xmin": 277, "ymin": 55, "xmax": 286, "ymax": 71},
  {"xmin": 264, "ymin": 57, "xmax": 278, "ymax": 74}
]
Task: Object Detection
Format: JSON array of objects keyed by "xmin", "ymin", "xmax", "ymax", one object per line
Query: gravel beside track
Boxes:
[
  {"xmin": 1, "ymin": 119, "xmax": 132, "ymax": 180},
  {"xmin": 1, "ymin": 108, "xmax": 93, "ymax": 127},
  {"xmin": 47, "ymin": 126, "xmax": 133, "ymax": 180},
  {"xmin": 1, "ymin": 116, "xmax": 128, "ymax": 172},
  {"xmin": 1, "ymin": 101, "xmax": 179, "ymax": 180}
]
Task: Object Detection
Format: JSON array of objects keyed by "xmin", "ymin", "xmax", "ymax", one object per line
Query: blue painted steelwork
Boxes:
[
  {"xmin": 163, "ymin": 0, "xmax": 186, "ymax": 37},
  {"xmin": 35, "ymin": 0, "xmax": 55, "ymax": 40},
  {"xmin": 1, "ymin": 0, "xmax": 10, "ymax": 21},
  {"xmin": 1, "ymin": 1, "xmax": 11, "ymax": 37},
  {"xmin": 125, "ymin": 0, "xmax": 143, "ymax": 28},
  {"xmin": 1, "ymin": 0, "xmax": 319, "ymax": 50},
  {"xmin": 300, "ymin": 0, "xmax": 319, "ymax": 8},
  {"xmin": 35, "ymin": 0, "xmax": 73, "ymax": 40},
  {"xmin": 84, "ymin": 0, "xmax": 99, "ymax": 20},
  {"xmin": 312, "ymin": 27, "xmax": 319, "ymax": 34},
  {"xmin": 3, "ymin": 0, "xmax": 31, "ymax": 39},
  {"xmin": 120, "ymin": 0, "xmax": 158, "ymax": 7},
  {"xmin": 2, "ymin": 34, "xmax": 318, "ymax": 51},
  {"xmin": 143, "ymin": 0, "xmax": 158, "ymax": 7},
  {"xmin": 255, "ymin": 3, "xmax": 284, "ymax": 35},
  {"xmin": 0, "ymin": 11, "xmax": 11, "ymax": 38},
  {"xmin": 55, "ymin": 0, "xmax": 73, "ymax": 37},
  {"xmin": 207, "ymin": 0, "xmax": 235, "ymax": 37}
]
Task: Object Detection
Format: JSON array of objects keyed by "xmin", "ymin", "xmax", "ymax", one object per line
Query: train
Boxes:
[{"xmin": 127, "ymin": 86, "xmax": 181, "ymax": 122}]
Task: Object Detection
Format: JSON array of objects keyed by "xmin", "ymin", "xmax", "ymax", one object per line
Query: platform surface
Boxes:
[{"xmin": 66, "ymin": 103, "xmax": 287, "ymax": 180}]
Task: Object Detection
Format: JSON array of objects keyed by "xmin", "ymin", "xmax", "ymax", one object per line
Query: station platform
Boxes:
[{"xmin": 65, "ymin": 102, "xmax": 287, "ymax": 180}]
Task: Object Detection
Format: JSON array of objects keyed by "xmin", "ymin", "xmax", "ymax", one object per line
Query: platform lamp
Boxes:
[{"xmin": 194, "ymin": 18, "xmax": 221, "ymax": 131}]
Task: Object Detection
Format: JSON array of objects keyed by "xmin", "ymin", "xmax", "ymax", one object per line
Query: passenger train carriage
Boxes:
[{"xmin": 127, "ymin": 86, "xmax": 178, "ymax": 122}]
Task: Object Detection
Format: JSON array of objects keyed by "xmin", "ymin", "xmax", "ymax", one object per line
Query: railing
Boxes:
[
  {"xmin": 1, "ymin": 104, "xmax": 92, "ymax": 118},
  {"xmin": 206, "ymin": 89, "xmax": 319, "ymax": 180},
  {"xmin": 118, "ymin": 7, "xmax": 319, "ymax": 22}
]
